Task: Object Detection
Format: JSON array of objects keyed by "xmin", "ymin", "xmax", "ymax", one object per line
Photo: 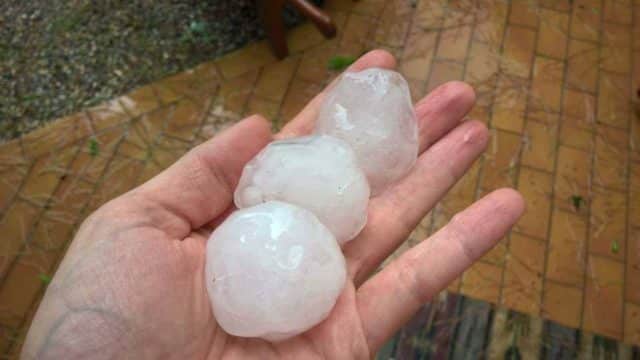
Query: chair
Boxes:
[{"xmin": 256, "ymin": 0, "xmax": 337, "ymax": 58}]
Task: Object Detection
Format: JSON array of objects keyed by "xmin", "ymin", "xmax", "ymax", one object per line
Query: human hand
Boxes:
[{"xmin": 22, "ymin": 50, "xmax": 524, "ymax": 359}]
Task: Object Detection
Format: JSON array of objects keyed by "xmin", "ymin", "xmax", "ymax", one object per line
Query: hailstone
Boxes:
[
  {"xmin": 315, "ymin": 68, "xmax": 419, "ymax": 195},
  {"xmin": 205, "ymin": 201, "xmax": 347, "ymax": 341},
  {"xmin": 234, "ymin": 135, "xmax": 370, "ymax": 244}
]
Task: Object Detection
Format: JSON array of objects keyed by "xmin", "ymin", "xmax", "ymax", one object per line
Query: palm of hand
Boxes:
[
  {"xmin": 29, "ymin": 202, "xmax": 367, "ymax": 359},
  {"xmin": 23, "ymin": 51, "xmax": 524, "ymax": 360}
]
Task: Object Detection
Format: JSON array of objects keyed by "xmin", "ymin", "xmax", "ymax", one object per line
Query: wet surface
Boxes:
[{"xmin": 0, "ymin": 0, "xmax": 639, "ymax": 356}]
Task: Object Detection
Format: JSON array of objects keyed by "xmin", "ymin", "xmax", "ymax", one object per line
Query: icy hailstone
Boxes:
[
  {"xmin": 316, "ymin": 68, "xmax": 419, "ymax": 195},
  {"xmin": 234, "ymin": 135, "xmax": 370, "ymax": 244},
  {"xmin": 205, "ymin": 201, "xmax": 347, "ymax": 341}
]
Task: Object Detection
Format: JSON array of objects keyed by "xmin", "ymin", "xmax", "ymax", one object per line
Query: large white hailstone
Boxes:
[
  {"xmin": 315, "ymin": 68, "xmax": 419, "ymax": 195},
  {"xmin": 234, "ymin": 135, "xmax": 370, "ymax": 244},
  {"xmin": 205, "ymin": 201, "xmax": 347, "ymax": 341}
]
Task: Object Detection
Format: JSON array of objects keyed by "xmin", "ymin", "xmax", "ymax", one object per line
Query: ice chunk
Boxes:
[
  {"xmin": 205, "ymin": 201, "xmax": 346, "ymax": 341},
  {"xmin": 316, "ymin": 68, "xmax": 418, "ymax": 195},
  {"xmin": 235, "ymin": 135, "xmax": 370, "ymax": 243}
]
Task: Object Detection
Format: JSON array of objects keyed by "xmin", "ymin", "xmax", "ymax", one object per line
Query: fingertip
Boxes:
[
  {"xmin": 502, "ymin": 187, "xmax": 526, "ymax": 216},
  {"xmin": 350, "ymin": 49, "xmax": 397, "ymax": 72},
  {"xmin": 365, "ymin": 49, "xmax": 397, "ymax": 69},
  {"xmin": 490, "ymin": 188, "xmax": 527, "ymax": 221},
  {"xmin": 414, "ymin": 83, "xmax": 476, "ymax": 137},
  {"xmin": 449, "ymin": 81, "xmax": 476, "ymax": 107},
  {"xmin": 462, "ymin": 119, "xmax": 489, "ymax": 147},
  {"xmin": 242, "ymin": 114, "xmax": 273, "ymax": 136},
  {"xmin": 418, "ymin": 81, "xmax": 476, "ymax": 109}
]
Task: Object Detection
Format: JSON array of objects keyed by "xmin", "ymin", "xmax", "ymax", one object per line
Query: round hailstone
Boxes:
[
  {"xmin": 234, "ymin": 135, "xmax": 370, "ymax": 244},
  {"xmin": 315, "ymin": 68, "xmax": 419, "ymax": 196},
  {"xmin": 205, "ymin": 201, "xmax": 347, "ymax": 341}
]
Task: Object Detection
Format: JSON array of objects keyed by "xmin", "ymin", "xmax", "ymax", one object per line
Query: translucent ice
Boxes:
[
  {"xmin": 316, "ymin": 68, "xmax": 418, "ymax": 195},
  {"xmin": 205, "ymin": 201, "xmax": 347, "ymax": 341},
  {"xmin": 234, "ymin": 135, "xmax": 370, "ymax": 243}
]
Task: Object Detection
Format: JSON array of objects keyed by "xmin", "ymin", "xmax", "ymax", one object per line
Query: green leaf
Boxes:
[
  {"xmin": 327, "ymin": 55, "xmax": 357, "ymax": 71},
  {"xmin": 611, "ymin": 240, "xmax": 620, "ymax": 254},
  {"xmin": 39, "ymin": 273, "xmax": 52, "ymax": 284},
  {"xmin": 570, "ymin": 195, "xmax": 583, "ymax": 210},
  {"xmin": 88, "ymin": 137, "xmax": 99, "ymax": 157}
]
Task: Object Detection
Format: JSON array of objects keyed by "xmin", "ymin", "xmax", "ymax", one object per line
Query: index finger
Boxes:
[{"xmin": 275, "ymin": 49, "xmax": 397, "ymax": 139}]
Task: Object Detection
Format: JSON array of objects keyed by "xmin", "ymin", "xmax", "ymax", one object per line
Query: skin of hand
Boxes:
[{"xmin": 22, "ymin": 50, "xmax": 525, "ymax": 360}]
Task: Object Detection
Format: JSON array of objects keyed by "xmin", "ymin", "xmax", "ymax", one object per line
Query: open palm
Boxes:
[{"xmin": 23, "ymin": 50, "xmax": 524, "ymax": 360}]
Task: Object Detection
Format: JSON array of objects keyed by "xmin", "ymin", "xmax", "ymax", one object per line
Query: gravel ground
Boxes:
[{"xmin": 0, "ymin": 0, "xmax": 312, "ymax": 142}]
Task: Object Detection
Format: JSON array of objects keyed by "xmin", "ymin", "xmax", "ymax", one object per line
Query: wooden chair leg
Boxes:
[
  {"xmin": 257, "ymin": 0, "xmax": 289, "ymax": 59},
  {"xmin": 288, "ymin": 0, "xmax": 336, "ymax": 38},
  {"xmin": 257, "ymin": 0, "xmax": 338, "ymax": 59}
]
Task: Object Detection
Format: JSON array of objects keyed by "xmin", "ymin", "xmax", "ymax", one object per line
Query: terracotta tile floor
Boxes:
[{"xmin": 1, "ymin": 0, "xmax": 640, "ymax": 355}]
